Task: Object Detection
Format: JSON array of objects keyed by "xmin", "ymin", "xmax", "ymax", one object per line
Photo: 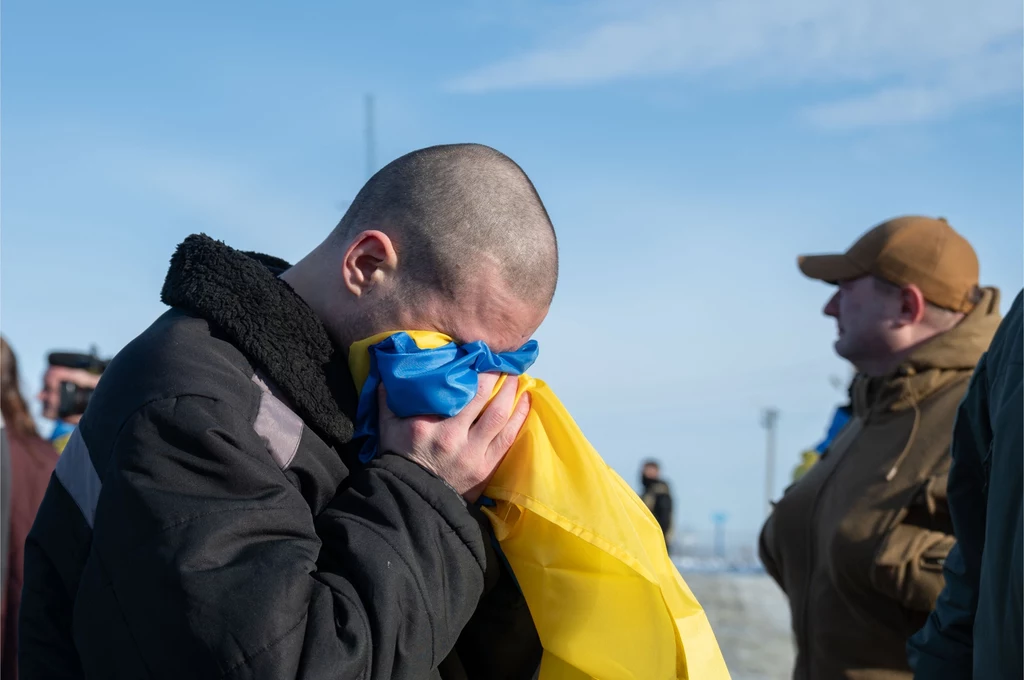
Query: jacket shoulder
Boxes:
[
  {"xmin": 5, "ymin": 429, "xmax": 59, "ymax": 470},
  {"xmin": 87, "ymin": 309, "xmax": 260, "ymax": 432},
  {"xmin": 986, "ymin": 290, "xmax": 1023, "ymax": 381},
  {"xmin": 4, "ymin": 429, "xmax": 56, "ymax": 531},
  {"xmin": 648, "ymin": 481, "xmax": 671, "ymax": 495}
]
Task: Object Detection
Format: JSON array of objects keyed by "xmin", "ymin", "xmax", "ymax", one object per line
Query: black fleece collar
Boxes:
[{"xmin": 160, "ymin": 233, "xmax": 358, "ymax": 449}]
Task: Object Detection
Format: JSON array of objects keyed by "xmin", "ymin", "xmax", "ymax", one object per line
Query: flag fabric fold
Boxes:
[{"xmin": 350, "ymin": 331, "xmax": 731, "ymax": 680}]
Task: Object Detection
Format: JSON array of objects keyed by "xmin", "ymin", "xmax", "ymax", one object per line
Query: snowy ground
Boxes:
[{"xmin": 681, "ymin": 572, "xmax": 795, "ymax": 680}]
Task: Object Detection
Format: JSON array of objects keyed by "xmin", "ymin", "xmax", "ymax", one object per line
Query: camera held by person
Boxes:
[{"xmin": 37, "ymin": 346, "xmax": 109, "ymax": 453}]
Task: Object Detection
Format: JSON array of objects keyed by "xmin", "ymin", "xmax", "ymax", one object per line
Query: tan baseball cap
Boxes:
[{"xmin": 798, "ymin": 216, "xmax": 980, "ymax": 313}]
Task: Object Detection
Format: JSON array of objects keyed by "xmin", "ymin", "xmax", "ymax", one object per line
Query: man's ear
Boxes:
[
  {"xmin": 899, "ymin": 284, "xmax": 927, "ymax": 325},
  {"xmin": 341, "ymin": 230, "xmax": 398, "ymax": 297}
]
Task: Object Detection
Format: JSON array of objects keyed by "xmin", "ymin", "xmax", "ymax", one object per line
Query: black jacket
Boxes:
[
  {"xmin": 641, "ymin": 479, "xmax": 672, "ymax": 539},
  {"xmin": 19, "ymin": 234, "xmax": 540, "ymax": 679},
  {"xmin": 908, "ymin": 289, "xmax": 1023, "ymax": 680}
]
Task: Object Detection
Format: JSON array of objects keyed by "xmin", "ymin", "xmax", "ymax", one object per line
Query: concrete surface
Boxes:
[{"xmin": 682, "ymin": 572, "xmax": 796, "ymax": 680}]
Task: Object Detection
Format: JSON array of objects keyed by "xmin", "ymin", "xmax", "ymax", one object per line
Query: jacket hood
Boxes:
[
  {"xmin": 853, "ymin": 287, "xmax": 1002, "ymax": 415},
  {"xmin": 160, "ymin": 233, "xmax": 358, "ymax": 448},
  {"xmin": 905, "ymin": 286, "xmax": 1002, "ymax": 373}
]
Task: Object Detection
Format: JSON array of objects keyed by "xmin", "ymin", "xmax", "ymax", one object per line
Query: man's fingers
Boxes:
[
  {"xmin": 454, "ymin": 372, "xmax": 501, "ymax": 426},
  {"xmin": 470, "ymin": 375, "xmax": 520, "ymax": 444},
  {"xmin": 491, "ymin": 392, "xmax": 531, "ymax": 458},
  {"xmin": 465, "ymin": 394, "xmax": 530, "ymax": 503},
  {"xmin": 378, "ymin": 373, "xmax": 529, "ymax": 501}
]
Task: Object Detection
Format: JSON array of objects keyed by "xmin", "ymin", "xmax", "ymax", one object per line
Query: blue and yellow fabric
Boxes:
[
  {"xmin": 350, "ymin": 331, "xmax": 731, "ymax": 680},
  {"xmin": 815, "ymin": 405, "xmax": 851, "ymax": 456},
  {"xmin": 792, "ymin": 405, "xmax": 852, "ymax": 482},
  {"xmin": 49, "ymin": 420, "xmax": 75, "ymax": 454},
  {"xmin": 792, "ymin": 450, "xmax": 819, "ymax": 482}
]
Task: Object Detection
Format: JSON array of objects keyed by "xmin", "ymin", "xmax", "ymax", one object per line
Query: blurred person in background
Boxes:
[
  {"xmin": 908, "ymin": 289, "xmax": 1022, "ymax": 680},
  {"xmin": 759, "ymin": 216, "xmax": 1002, "ymax": 679},
  {"xmin": 1, "ymin": 336, "xmax": 58, "ymax": 680},
  {"xmin": 37, "ymin": 349, "xmax": 107, "ymax": 453},
  {"xmin": 20, "ymin": 144, "xmax": 554, "ymax": 679},
  {"xmin": 640, "ymin": 459, "xmax": 673, "ymax": 547}
]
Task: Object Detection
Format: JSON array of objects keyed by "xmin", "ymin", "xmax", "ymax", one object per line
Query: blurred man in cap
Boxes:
[
  {"xmin": 37, "ymin": 349, "xmax": 107, "ymax": 453},
  {"xmin": 759, "ymin": 215, "xmax": 1002, "ymax": 679}
]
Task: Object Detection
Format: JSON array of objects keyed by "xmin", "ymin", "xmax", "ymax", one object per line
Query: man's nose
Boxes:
[{"xmin": 823, "ymin": 291, "xmax": 840, "ymax": 318}]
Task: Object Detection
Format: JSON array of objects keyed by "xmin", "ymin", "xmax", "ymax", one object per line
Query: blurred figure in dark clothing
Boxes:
[
  {"xmin": 640, "ymin": 459, "xmax": 673, "ymax": 547},
  {"xmin": 1, "ymin": 336, "xmax": 58, "ymax": 680}
]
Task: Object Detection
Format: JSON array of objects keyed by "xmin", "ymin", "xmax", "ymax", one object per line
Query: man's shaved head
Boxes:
[
  {"xmin": 332, "ymin": 143, "xmax": 558, "ymax": 308},
  {"xmin": 284, "ymin": 143, "xmax": 558, "ymax": 353}
]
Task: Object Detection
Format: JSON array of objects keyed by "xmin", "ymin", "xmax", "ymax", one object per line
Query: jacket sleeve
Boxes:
[
  {"xmin": 907, "ymin": 356, "xmax": 991, "ymax": 679},
  {"xmin": 758, "ymin": 511, "xmax": 785, "ymax": 593},
  {"xmin": 869, "ymin": 469, "xmax": 957, "ymax": 615},
  {"xmin": 72, "ymin": 395, "xmax": 487, "ymax": 679},
  {"xmin": 870, "ymin": 523, "xmax": 955, "ymax": 615},
  {"xmin": 442, "ymin": 508, "xmax": 542, "ymax": 679}
]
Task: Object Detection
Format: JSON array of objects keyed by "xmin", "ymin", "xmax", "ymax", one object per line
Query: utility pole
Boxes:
[
  {"xmin": 711, "ymin": 512, "xmax": 728, "ymax": 559},
  {"xmin": 365, "ymin": 93, "xmax": 376, "ymax": 180},
  {"xmin": 762, "ymin": 408, "xmax": 779, "ymax": 518}
]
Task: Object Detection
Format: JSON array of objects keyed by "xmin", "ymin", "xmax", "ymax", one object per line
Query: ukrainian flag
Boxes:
[{"xmin": 350, "ymin": 331, "xmax": 730, "ymax": 680}]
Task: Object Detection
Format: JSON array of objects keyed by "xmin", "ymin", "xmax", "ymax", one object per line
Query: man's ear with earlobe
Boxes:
[
  {"xmin": 900, "ymin": 284, "xmax": 928, "ymax": 324},
  {"xmin": 341, "ymin": 230, "xmax": 399, "ymax": 297}
]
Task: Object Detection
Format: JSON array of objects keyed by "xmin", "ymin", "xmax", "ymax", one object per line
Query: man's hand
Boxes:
[{"xmin": 378, "ymin": 373, "xmax": 531, "ymax": 502}]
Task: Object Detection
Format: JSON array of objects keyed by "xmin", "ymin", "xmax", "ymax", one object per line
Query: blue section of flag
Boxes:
[
  {"xmin": 815, "ymin": 406, "xmax": 852, "ymax": 454},
  {"xmin": 49, "ymin": 420, "xmax": 75, "ymax": 444},
  {"xmin": 353, "ymin": 332, "xmax": 539, "ymax": 463}
]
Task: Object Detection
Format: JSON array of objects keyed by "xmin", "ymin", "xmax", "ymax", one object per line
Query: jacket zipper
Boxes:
[{"xmin": 797, "ymin": 417, "xmax": 864, "ymax": 679}]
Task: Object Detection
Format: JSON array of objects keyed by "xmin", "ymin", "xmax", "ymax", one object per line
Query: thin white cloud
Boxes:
[
  {"xmin": 447, "ymin": 0, "xmax": 1023, "ymax": 127},
  {"xmin": 802, "ymin": 40, "xmax": 1022, "ymax": 129}
]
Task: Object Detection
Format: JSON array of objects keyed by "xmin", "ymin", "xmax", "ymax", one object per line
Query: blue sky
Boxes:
[{"xmin": 3, "ymin": 0, "xmax": 1022, "ymax": 544}]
